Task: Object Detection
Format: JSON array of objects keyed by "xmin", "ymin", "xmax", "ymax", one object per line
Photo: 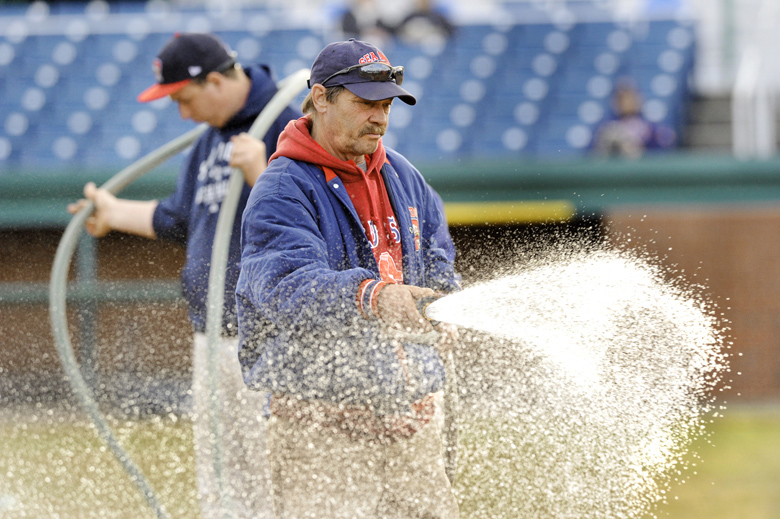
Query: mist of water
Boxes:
[
  {"xmin": 0, "ymin": 238, "xmax": 731, "ymax": 519},
  {"xmin": 430, "ymin": 246, "xmax": 730, "ymax": 519}
]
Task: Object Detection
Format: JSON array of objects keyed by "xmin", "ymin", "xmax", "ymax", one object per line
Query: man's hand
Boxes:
[
  {"xmin": 376, "ymin": 284, "xmax": 437, "ymax": 335},
  {"xmin": 67, "ymin": 182, "xmax": 116, "ymax": 237},
  {"xmin": 230, "ymin": 132, "xmax": 267, "ymax": 187},
  {"xmin": 66, "ymin": 182, "xmax": 157, "ymax": 239}
]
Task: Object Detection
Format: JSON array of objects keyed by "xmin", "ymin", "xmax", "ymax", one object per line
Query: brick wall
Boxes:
[
  {"xmin": 3, "ymin": 207, "xmax": 779, "ymax": 405},
  {"xmin": 605, "ymin": 205, "xmax": 780, "ymax": 401},
  {"xmin": 0, "ymin": 230, "xmax": 192, "ymax": 404}
]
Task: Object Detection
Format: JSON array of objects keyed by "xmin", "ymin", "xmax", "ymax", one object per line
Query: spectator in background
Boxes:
[
  {"xmin": 340, "ymin": 0, "xmax": 396, "ymax": 49},
  {"xmin": 591, "ymin": 78, "xmax": 676, "ymax": 158},
  {"xmin": 339, "ymin": 0, "xmax": 455, "ymax": 49},
  {"xmin": 394, "ymin": 0, "xmax": 455, "ymax": 46}
]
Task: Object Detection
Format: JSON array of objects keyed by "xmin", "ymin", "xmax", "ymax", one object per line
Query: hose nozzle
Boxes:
[{"xmin": 416, "ymin": 295, "xmax": 441, "ymax": 326}]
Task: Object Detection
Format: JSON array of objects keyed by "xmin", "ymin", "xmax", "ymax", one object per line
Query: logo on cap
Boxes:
[
  {"xmin": 307, "ymin": 38, "xmax": 417, "ymax": 105},
  {"xmin": 152, "ymin": 58, "xmax": 163, "ymax": 83},
  {"xmin": 137, "ymin": 33, "xmax": 236, "ymax": 103},
  {"xmin": 358, "ymin": 51, "xmax": 389, "ymax": 65}
]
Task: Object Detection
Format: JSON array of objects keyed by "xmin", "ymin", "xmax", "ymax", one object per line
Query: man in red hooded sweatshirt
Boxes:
[{"xmin": 235, "ymin": 39, "xmax": 461, "ymax": 518}]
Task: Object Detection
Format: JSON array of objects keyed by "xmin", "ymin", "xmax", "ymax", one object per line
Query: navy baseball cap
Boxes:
[
  {"xmin": 308, "ymin": 39, "xmax": 416, "ymax": 105},
  {"xmin": 137, "ymin": 33, "xmax": 237, "ymax": 103}
]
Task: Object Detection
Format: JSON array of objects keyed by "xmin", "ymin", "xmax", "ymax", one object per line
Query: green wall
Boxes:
[{"xmin": 4, "ymin": 151, "xmax": 780, "ymax": 230}]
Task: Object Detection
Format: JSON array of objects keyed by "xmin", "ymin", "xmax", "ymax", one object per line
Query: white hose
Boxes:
[
  {"xmin": 49, "ymin": 69, "xmax": 309, "ymax": 519},
  {"xmin": 204, "ymin": 68, "xmax": 310, "ymax": 519}
]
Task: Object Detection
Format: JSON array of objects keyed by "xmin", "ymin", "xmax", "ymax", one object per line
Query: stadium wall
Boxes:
[{"xmin": 1, "ymin": 152, "xmax": 779, "ymax": 409}]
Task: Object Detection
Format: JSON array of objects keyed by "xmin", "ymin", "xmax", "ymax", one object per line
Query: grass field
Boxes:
[
  {"xmin": 0, "ymin": 407, "xmax": 199, "ymax": 519},
  {"xmin": 645, "ymin": 403, "xmax": 780, "ymax": 519},
  {"xmin": 1, "ymin": 403, "xmax": 778, "ymax": 519}
]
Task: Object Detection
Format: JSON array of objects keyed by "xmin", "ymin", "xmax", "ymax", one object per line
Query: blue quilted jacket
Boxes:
[{"xmin": 235, "ymin": 146, "xmax": 459, "ymax": 415}]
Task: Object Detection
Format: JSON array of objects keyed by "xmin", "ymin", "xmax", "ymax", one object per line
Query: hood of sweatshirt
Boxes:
[
  {"xmin": 221, "ymin": 64, "xmax": 279, "ymax": 133},
  {"xmin": 269, "ymin": 115, "xmax": 387, "ymax": 182}
]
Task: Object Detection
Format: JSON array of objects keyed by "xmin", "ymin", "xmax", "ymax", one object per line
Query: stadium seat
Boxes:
[{"xmin": 0, "ymin": 3, "xmax": 695, "ymax": 170}]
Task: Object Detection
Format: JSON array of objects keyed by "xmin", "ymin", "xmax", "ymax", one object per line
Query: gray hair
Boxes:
[{"xmin": 301, "ymin": 85, "xmax": 346, "ymax": 114}]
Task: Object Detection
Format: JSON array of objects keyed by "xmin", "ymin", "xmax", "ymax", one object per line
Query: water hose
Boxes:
[
  {"xmin": 49, "ymin": 69, "xmax": 309, "ymax": 519},
  {"xmin": 50, "ymin": 123, "xmax": 206, "ymax": 519},
  {"xmin": 203, "ymin": 68, "xmax": 309, "ymax": 519}
]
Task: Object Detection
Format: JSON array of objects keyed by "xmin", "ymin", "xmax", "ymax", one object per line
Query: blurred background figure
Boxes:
[
  {"xmin": 338, "ymin": 0, "xmax": 455, "ymax": 49},
  {"xmin": 339, "ymin": 0, "xmax": 396, "ymax": 48},
  {"xmin": 394, "ymin": 0, "xmax": 455, "ymax": 46},
  {"xmin": 591, "ymin": 78, "xmax": 677, "ymax": 158}
]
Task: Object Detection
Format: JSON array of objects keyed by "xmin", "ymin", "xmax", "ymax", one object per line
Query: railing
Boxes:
[{"xmin": 732, "ymin": 0, "xmax": 780, "ymax": 158}]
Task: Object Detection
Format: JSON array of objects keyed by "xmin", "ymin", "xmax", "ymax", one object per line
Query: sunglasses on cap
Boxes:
[{"xmin": 321, "ymin": 62, "xmax": 405, "ymax": 87}]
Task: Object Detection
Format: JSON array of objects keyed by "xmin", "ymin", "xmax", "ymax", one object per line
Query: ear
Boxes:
[
  {"xmin": 311, "ymin": 84, "xmax": 329, "ymax": 114},
  {"xmin": 205, "ymin": 70, "xmax": 225, "ymax": 89}
]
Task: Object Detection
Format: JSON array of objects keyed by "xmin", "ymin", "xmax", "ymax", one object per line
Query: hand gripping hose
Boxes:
[{"xmin": 49, "ymin": 68, "xmax": 310, "ymax": 519}]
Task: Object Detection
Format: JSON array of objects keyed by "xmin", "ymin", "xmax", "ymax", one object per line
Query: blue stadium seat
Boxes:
[
  {"xmin": 137, "ymin": 33, "xmax": 170, "ymax": 58},
  {"xmin": 0, "ymin": 4, "xmax": 695, "ymax": 170},
  {"xmin": 509, "ymin": 23, "xmax": 556, "ymax": 48}
]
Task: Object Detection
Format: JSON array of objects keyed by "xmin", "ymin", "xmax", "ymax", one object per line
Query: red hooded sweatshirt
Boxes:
[
  {"xmin": 267, "ymin": 117, "xmax": 435, "ymax": 439},
  {"xmin": 270, "ymin": 116, "xmax": 405, "ymax": 316}
]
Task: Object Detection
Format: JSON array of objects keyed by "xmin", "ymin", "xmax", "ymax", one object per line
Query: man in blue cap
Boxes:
[
  {"xmin": 69, "ymin": 32, "xmax": 301, "ymax": 519},
  {"xmin": 235, "ymin": 38, "xmax": 461, "ymax": 518}
]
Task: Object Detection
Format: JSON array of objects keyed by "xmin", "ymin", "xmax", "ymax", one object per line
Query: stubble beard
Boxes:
[{"xmin": 354, "ymin": 124, "xmax": 385, "ymax": 155}]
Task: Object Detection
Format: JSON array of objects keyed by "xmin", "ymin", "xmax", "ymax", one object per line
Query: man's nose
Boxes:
[{"xmin": 369, "ymin": 105, "xmax": 388, "ymax": 124}]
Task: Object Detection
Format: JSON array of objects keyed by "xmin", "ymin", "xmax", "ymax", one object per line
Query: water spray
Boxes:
[
  {"xmin": 415, "ymin": 245, "xmax": 729, "ymax": 518},
  {"xmin": 414, "ymin": 293, "xmax": 461, "ymax": 484}
]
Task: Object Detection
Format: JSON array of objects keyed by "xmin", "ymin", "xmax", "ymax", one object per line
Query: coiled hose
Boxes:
[{"xmin": 49, "ymin": 69, "xmax": 310, "ymax": 519}]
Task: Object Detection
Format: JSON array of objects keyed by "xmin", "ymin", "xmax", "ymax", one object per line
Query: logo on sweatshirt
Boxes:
[
  {"xmin": 367, "ymin": 220, "xmax": 380, "ymax": 248},
  {"xmin": 408, "ymin": 207, "xmax": 420, "ymax": 251},
  {"xmin": 378, "ymin": 252, "xmax": 403, "ymax": 284},
  {"xmin": 195, "ymin": 141, "xmax": 235, "ymax": 213}
]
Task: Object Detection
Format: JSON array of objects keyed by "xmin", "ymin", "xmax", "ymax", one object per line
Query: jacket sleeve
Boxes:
[
  {"xmin": 152, "ymin": 150, "xmax": 197, "ymax": 245},
  {"xmin": 237, "ymin": 166, "xmax": 374, "ymax": 333},
  {"xmin": 420, "ymin": 185, "xmax": 461, "ymax": 293}
]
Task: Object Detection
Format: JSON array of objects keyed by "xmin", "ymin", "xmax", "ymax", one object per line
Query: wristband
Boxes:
[{"xmin": 357, "ymin": 279, "xmax": 389, "ymax": 320}]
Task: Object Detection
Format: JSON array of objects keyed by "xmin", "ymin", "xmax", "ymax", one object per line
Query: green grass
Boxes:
[
  {"xmin": 645, "ymin": 404, "xmax": 780, "ymax": 519},
  {"xmin": 0, "ymin": 410, "xmax": 199, "ymax": 519},
  {"xmin": 1, "ymin": 404, "xmax": 779, "ymax": 519}
]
